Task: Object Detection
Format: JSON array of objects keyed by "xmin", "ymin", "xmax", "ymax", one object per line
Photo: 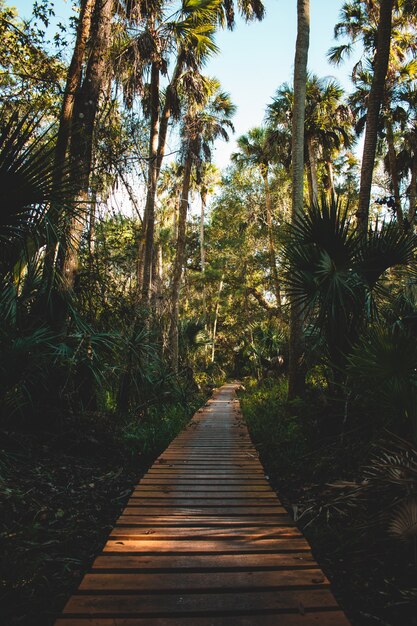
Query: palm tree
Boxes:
[
  {"xmin": 267, "ymin": 75, "xmax": 354, "ymax": 204},
  {"xmin": 197, "ymin": 162, "xmax": 220, "ymax": 317},
  {"xmin": 231, "ymin": 127, "xmax": 282, "ymax": 310},
  {"xmin": 169, "ymin": 77, "xmax": 235, "ymax": 370},
  {"xmin": 283, "ymin": 196, "xmax": 417, "ymax": 401},
  {"xmin": 288, "ymin": 0, "xmax": 310, "ymax": 400},
  {"xmin": 57, "ymin": 0, "xmax": 115, "ymax": 291},
  {"xmin": 329, "ymin": 0, "xmax": 396, "ymax": 234},
  {"xmin": 121, "ymin": 0, "xmax": 265, "ymax": 305},
  {"xmin": 120, "ymin": 0, "xmax": 221, "ymax": 304},
  {"xmin": 344, "ymin": 10, "xmax": 417, "ymax": 229}
]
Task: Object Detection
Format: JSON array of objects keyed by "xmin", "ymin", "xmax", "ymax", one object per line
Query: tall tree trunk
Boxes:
[
  {"xmin": 169, "ymin": 153, "xmax": 192, "ymax": 371},
  {"xmin": 43, "ymin": 0, "xmax": 94, "ymax": 289},
  {"xmin": 140, "ymin": 62, "xmax": 160, "ymax": 303},
  {"xmin": 325, "ymin": 159, "xmax": 335, "ymax": 196},
  {"xmin": 200, "ymin": 188, "xmax": 207, "ymax": 318},
  {"xmin": 409, "ymin": 154, "xmax": 417, "ymax": 227},
  {"xmin": 138, "ymin": 53, "xmax": 184, "ymax": 305},
  {"xmin": 262, "ymin": 170, "xmax": 281, "ymax": 311},
  {"xmin": 55, "ymin": 0, "xmax": 94, "ymax": 174},
  {"xmin": 288, "ymin": 0, "xmax": 310, "ymax": 401},
  {"xmin": 60, "ymin": 0, "xmax": 114, "ymax": 290},
  {"xmin": 386, "ymin": 118, "xmax": 404, "ymax": 226},
  {"xmin": 306, "ymin": 160, "xmax": 314, "ymax": 205},
  {"xmin": 155, "ymin": 239, "xmax": 164, "ymax": 317},
  {"xmin": 357, "ymin": 0, "xmax": 393, "ymax": 235},
  {"xmin": 306, "ymin": 135, "xmax": 318, "ymax": 204},
  {"xmin": 211, "ymin": 273, "xmax": 224, "ymax": 363},
  {"xmin": 156, "ymin": 52, "xmax": 185, "ymax": 174}
]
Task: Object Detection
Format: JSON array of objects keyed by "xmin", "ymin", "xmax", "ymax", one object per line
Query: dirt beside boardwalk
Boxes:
[{"xmin": 0, "ymin": 426, "xmax": 143, "ymax": 625}]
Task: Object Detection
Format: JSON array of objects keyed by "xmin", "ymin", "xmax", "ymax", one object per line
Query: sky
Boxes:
[
  {"xmin": 205, "ymin": 0, "xmax": 358, "ymax": 167},
  {"xmin": 13, "ymin": 0, "xmax": 359, "ymax": 170}
]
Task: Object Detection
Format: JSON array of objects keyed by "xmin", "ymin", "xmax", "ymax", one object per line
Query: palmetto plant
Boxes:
[
  {"xmin": 0, "ymin": 108, "xmax": 74, "ymax": 276},
  {"xmin": 0, "ymin": 107, "xmax": 62, "ymax": 272},
  {"xmin": 302, "ymin": 435, "xmax": 417, "ymax": 553},
  {"xmin": 282, "ymin": 196, "xmax": 417, "ymax": 383},
  {"xmin": 348, "ymin": 325, "xmax": 417, "ymax": 440}
]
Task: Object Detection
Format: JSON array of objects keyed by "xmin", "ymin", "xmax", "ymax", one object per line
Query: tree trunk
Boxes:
[
  {"xmin": 326, "ymin": 159, "xmax": 335, "ymax": 196},
  {"xmin": 140, "ymin": 62, "xmax": 160, "ymax": 303},
  {"xmin": 200, "ymin": 188, "xmax": 207, "ymax": 318},
  {"xmin": 357, "ymin": 0, "xmax": 393, "ymax": 235},
  {"xmin": 211, "ymin": 273, "xmax": 224, "ymax": 363},
  {"xmin": 169, "ymin": 153, "xmax": 192, "ymax": 371},
  {"xmin": 55, "ymin": 0, "xmax": 94, "ymax": 174},
  {"xmin": 409, "ymin": 154, "xmax": 417, "ymax": 227},
  {"xmin": 385, "ymin": 118, "xmax": 404, "ymax": 226},
  {"xmin": 155, "ymin": 239, "xmax": 164, "ymax": 317},
  {"xmin": 60, "ymin": 0, "xmax": 114, "ymax": 290},
  {"xmin": 262, "ymin": 170, "xmax": 281, "ymax": 311},
  {"xmin": 306, "ymin": 135, "xmax": 318, "ymax": 204},
  {"xmin": 156, "ymin": 52, "xmax": 185, "ymax": 174},
  {"xmin": 138, "ymin": 54, "xmax": 184, "ymax": 305},
  {"xmin": 43, "ymin": 0, "xmax": 94, "ymax": 290},
  {"xmin": 288, "ymin": 0, "xmax": 310, "ymax": 401}
]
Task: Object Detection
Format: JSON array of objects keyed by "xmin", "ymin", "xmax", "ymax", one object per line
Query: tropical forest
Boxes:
[{"xmin": 1, "ymin": 0, "xmax": 417, "ymax": 624}]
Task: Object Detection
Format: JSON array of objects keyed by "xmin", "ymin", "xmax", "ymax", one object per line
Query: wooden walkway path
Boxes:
[{"xmin": 55, "ymin": 384, "xmax": 350, "ymax": 625}]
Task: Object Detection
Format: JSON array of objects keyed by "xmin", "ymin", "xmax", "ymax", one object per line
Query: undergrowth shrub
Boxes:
[{"xmin": 119, "ymin": 395, "xmax": 205, "ymax": 462}]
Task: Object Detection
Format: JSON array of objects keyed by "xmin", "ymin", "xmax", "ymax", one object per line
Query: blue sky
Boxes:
[
  {"xmin": 205, "ymin": 0, "xmax": 358, "ymax": 167},
  {"xmin": 13, "ymin": 0, "xmax": 358, "ymax": 169}
]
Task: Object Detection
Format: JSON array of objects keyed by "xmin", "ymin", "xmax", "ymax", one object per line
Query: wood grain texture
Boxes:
[{"xmin": 55, "ymin": 384, "xmax": 350, "ymax": 625}]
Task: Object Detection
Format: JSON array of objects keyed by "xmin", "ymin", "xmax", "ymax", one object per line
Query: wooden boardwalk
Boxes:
[{"xmin": 55, "ymin": 384, "xmax": 350, "ymax": 625}]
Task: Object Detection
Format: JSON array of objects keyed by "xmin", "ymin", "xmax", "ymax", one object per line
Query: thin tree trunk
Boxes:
[
  {"xmin": 326, "ymin": 160, "xmax": 335, "ymax": 196},
  {"xmin": 54, "ymin": 0, "xmax": 94, "ymax": 174},
  {"xmin": 141, "ymin": 62, "xmax": 160, "ymax": 303},
  {"xmin": 288, "ymin": 0, "xmax": 310, "ymax": 401},
  {"xmin": 357, "ymin": 0, "xmax": 393, "ymax": 234},
  {"xmin": 306, "ymin": 136, "xmax": 318, "ymax": 204},
  {"xmin": 386, "ymin": 118, "xmax": 404, "ymax": 226},
  {"xmin": 169, "ymin": 154, "xmax": 192, "ymax": 371},
  {"xmin": 61, "ymin": 0, "xmax": 114, "ymax": 290},
  {"xmin": 87, "ymin": 191, "xmax": 96, "ymax": 256},
  {"xmin": 156, "ymin": 52, "xmax": 185, "ymax": 174},
  {"xmin": 262, "ymin": 170, "xmax": 281, "ymax": 311},
  {"xmin": 211, "ymin": 273, "xmax": 224, "ymax": 363},
  {"xmin": 409, "ymin": 154, "xmax": 417, "ymax": 227},
  {"xmin": 200, "ymin": 188, "xmax": 207, "ymax": 318},
  {"xmin": 155, "ymin": 239, "xmax": 164, "ymax": 317},
  {"xmin": 43, "ymin": 0, "xmax": 94, "ymax": 289},
  {"xmin": 138, "ymin": 54, "xmax": 183, "ymax": 304},
  {"xmin": 306, "ymin": 161, "xmax": 314, "ymax": 205}
]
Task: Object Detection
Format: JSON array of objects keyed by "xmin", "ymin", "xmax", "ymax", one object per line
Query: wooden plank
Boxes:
[
  {"xmin": 79, "ymin": 569, "xmax": 329, "ymax": 592},
  {"xmin": 91, "ymin": 553, "xmax": 317, "ymax": 571},
  {"xmin": 110, "ymin": 527, "xmax": 301, "ymax": 539},
  {"xmin": 121, "ymin": 507, "xmax": 287, "ymax": 515},
  {"xmin": 56, "ymin": 612, "xmax": 351, "ymax": 625},
  {"xmin": 127, "ymin": 498, "xmax": 280, "ymax": 506},
  {"xmin": 136, "ymin": 480, "xmax": 271, "ymax": 485},
  {"xmin": 116, "ymin": 516, "xmax": 294, "ymax": 526},
  {"xmin": 132, "ymin": 488, "xmax": 276, "ymax": 495},
  {"xmin": 102, "ymin": 538, "xmax": 311, "ymax": 553},
  {"xmin": 63, "ymin": 589, "xmax": 340, "ymax": 615}
]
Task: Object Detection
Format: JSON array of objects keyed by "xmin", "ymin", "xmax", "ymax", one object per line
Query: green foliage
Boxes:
[
  {"xmin": 240, "ymin": 379, "xmax": 312, "ymax": 480},
  {"xmin": 348, "ymin": 325, "xmax": 417, "ymax": 440},
  {"xmin": 283, "ymin": 196, "xmax": 417, "ymax": 380},
  {"xmin": 0, "ymin": 107, "xmax": 75, "ymax": 275},
  {"xmin": 119, "ymin": 394, "xmax": 204, "ymax": 462},
  {"xmin": 0, "ymin": 0, "xmax": 65, "ymax": 110}
]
